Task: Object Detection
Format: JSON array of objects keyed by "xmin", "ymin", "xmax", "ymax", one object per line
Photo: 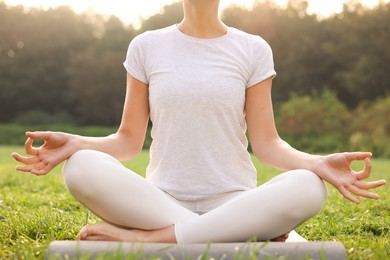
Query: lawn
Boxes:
[{"xmin": 0, "ymin": 146, "xmax": 388, "ymax": 259}]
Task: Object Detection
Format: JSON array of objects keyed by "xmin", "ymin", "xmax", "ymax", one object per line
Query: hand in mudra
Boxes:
[
  {"xmin": 319, "ymin": 152, "xmax": 386, "ymax": 204},
  {"xmin": 12, "ymin": 131, "xmax": 73, "ymax": 175}
]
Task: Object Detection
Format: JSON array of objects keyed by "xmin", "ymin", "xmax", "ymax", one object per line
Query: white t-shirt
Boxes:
[{"xmin": 124, "ymin": 25, "xmax": 276, "ymax": 201}]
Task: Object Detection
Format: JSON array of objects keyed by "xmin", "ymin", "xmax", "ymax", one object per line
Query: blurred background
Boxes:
[{"xmin": 0, "ymin": 0, "xmax": 389, "ymax": 157}]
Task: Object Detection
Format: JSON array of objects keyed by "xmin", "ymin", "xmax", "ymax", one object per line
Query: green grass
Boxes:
[{"xmin": 0, "ymin": 146, "xmax": 388, "ymax": 259}]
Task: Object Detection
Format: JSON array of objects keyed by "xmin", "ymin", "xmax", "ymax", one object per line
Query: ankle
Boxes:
[{"xmin": 144, "ymin": 226, "xmax": 176, "ymax": 243}]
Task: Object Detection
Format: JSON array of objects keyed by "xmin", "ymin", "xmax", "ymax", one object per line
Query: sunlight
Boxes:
[{"xmin": 3, "ymin": 0, "xmax": 388, "ymax": 25}]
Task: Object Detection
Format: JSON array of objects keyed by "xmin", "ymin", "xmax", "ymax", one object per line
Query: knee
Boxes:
[
  {"xmin": 288, "ymin": 169, "xmax": 327, "ymax": 218},
  {"xmin": 62, "ymin": 149, "xmax": 104, "ymax": 196}
]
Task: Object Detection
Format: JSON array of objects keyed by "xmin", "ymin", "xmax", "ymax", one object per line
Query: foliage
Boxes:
[
  {"xmin": 324, "ymin": 2, "xmax": 390, "ymax": 106},
  {"xmin": 1, "ymin": 1, "xmax": 390, "ymax": 126},
  {"xmin": 0, "ymin": 3, "xmax": 135, "ymax": 126},
  {"xmin": 68, "ymin": 49, "xmax": 126, "ymax": 125},
  {"xmin": 138, "ymin": 2, "xmax": 183, "ymax": 33},
  {"xmin": 0, "ymin": 147, "xmax": 388, "ymax": 259},
  {"xmin": 276, "ymin": 90, "xmax": 351, "ymax": 153},
  {"xmin": 11, "ymin": 109, "xmax": 76, "ymax": 125},
  {"xmin": 275, "ymin": 91, "xmax": 390, "ymax": 157},
  {"xmin": 0, "ymin": 4, "xmax": 95, "ymax": 123},
  {"xmin": 350, "ymin": 96, "xmax": 390, "ymax": 157}
]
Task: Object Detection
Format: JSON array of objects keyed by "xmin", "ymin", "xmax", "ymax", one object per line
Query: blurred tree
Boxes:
[
  {"xmin": 1, "ymin": 0, "xmax": 389, "ymax": 126},
  {"xmin": 276, "ymin": 89, "xmax": 351, "ymax": 152},
  {"xmin": 67, "ymin": 15, "xmax": 134, "ymax": 125},
  {"xmin": 138, "ymin": 2, "xmax": 183, "ymax": 33},
  {"xmin": 350, "ymin": 96, "xmax": 390, "ymax": 157},
  {"xmin": 94, "ymin": 16, "xmax": 134, "ymax": 53},
  {"xmin": 68, "ymin": 49, "xmax": 126, "ymax": 126},
  {"xmin": 0, "ymin": 3, "xmax": 133, "ymax": 125},
  {"xmin": 0, "ymin": 4, "xmax": 95, "ymax": 122},
  {"xmin": 323, "ymin": 2, "xmax": 390, "ymax": 107}
]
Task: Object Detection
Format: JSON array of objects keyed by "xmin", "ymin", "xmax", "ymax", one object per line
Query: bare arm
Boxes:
[
  {"xmin": 12, "ymin": 73, "xmax": 149, "ymax": 174},
  {"xmin": 245, "ymin": 78, "xmax": 386, "ymax": 203},
  {"xmin": 245, "ymin": 78, "xmax": 311, "ymax": 170}
]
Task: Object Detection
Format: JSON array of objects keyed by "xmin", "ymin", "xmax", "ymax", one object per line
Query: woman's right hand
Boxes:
[{"xmin": 11, "ymin": 131, "xmax": 77, "ymax": 175}]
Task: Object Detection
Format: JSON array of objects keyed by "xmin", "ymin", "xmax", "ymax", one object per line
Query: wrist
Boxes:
[
  {"xmin": 307, "ymin": 155, "xmax": 328, "ymax": 178},
  {"xmin": 66, "ymin": 134, "xmax": 86, "ymax": 155}
]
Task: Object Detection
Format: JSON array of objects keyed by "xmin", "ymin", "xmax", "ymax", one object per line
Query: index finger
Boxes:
[
  {"xmin": 25, "ymin": 137, "xmax": 38, "ymax": 156},
  {"xmin": 345, "ymin": 152, "xmax": 372, "ymax": 162},
  {"xmin": 26, "ymin": 131, "xmax": 51, "ymax": 141}
]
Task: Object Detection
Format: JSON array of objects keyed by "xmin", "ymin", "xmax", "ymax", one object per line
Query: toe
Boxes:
[{"xmin": 77, "ymin": 225, "xmax": 90, "ymax": 240}]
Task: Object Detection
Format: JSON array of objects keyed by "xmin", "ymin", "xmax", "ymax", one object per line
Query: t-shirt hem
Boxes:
[
  {"xmin": 246, "ymin": 70, "xmax": 277, "ymax": 89},
  {"xmin": 162, "ymin": 188, "xmax": 253, "ymax": 201},
  {"xmin": 123, "ymin": 62, "xmax": 148, "ymax": 84}
]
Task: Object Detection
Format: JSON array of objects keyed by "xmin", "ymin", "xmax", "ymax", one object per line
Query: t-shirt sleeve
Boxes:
[
  {"xmin": 123, "ymin": 35, "xmax": 149, "ymax": 84},
  {"xmin": 246, "ymin": 37, "xmax": 276, "ymax": 88}
]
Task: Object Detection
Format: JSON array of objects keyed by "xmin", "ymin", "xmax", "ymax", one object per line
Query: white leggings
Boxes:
[{"xmin": 62, "ymin": 150, "xmax": 327, "ymax": 243}]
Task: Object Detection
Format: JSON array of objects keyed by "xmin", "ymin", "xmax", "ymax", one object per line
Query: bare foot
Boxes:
[
  {"xmin": 271, "ymin": 232, "xmax": 290, "ymax": 242},
  {"xmin": 77, "ymin": 222, "xmax": 144, "ymax": 241},
  {"xmin": 77, "ymin": 222, "xmax": 176, "ymax": 243}
]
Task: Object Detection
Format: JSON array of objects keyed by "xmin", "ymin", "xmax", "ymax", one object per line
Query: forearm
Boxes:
[
  {"xmin": 68, "ymin": 130, "xmax": 144, "ymax": 161},
  {"xmin": 252, "ymin": 138, "xmax": 323, "ymax": 173}
]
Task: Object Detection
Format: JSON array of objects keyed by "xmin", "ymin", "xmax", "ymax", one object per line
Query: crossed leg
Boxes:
[
  {"xmin": 62, "ymin": 149, "xmax": 197, "ymax": 243},
  {"xmin": 62, "ymin": 150, "xmax": 327, "ymax": 244}
]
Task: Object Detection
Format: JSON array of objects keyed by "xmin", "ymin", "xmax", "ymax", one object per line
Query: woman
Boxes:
[{"xmin": 12, "ymin": 0, "xmax": 386, "ymax": 243}]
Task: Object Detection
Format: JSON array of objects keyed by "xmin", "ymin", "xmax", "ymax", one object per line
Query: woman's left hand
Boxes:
[{"xmin": 315, "ymin": 152, "xmax": 386, "ymax": 204}]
